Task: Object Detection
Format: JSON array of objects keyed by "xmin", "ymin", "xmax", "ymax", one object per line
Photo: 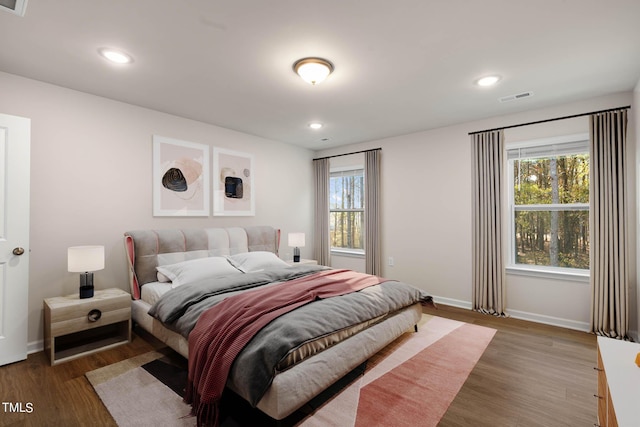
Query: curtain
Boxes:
[
  {"xmin": 313, "ymin": 158, "xmax": 331, "ymax": 266},
  {"xmin": 589, "ymin": 109, "xmax": 629, "ymax": 339},
  {"xmin": 364, "ymin": 149, "xmax": 382, "ymax": 275},
  {"xmin": 471, "ymin": 130, "xmax": 506, "ymax": 316}
]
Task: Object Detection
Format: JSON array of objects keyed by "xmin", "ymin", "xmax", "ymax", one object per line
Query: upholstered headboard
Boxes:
[{"xmin": 124, "ymin": 226, "xmax": 280, "ymax": 299}]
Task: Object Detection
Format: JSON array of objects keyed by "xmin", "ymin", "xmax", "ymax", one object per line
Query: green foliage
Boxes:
[
  {"xmin": 513, "ymin": 154, "xmax": 590, "ymax": 270},
  {"xmin": 514, "ymin": 155, "xmax": 589, "ymax": 205}
]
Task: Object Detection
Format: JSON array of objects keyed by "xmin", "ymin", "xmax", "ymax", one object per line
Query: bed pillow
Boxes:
[
  {"xmin": 156, "ymin": 256, "xmax": 242, "ymax": 288},
  {"xmin": 157, "ymin": 271, "xmax": 171, "ymax": 282},
  {"xmin": 227, "ymin": 251, "xmax": 290, "ymax": 273}
]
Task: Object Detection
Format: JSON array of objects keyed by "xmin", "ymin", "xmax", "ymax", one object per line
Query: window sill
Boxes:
[
  {"xmin": 331, "ymin": 249, "xmax": 365, "ymax": 258},
  {"xmin": 506, "ymin": 265, "xmax": 589, "ymax": 283}
]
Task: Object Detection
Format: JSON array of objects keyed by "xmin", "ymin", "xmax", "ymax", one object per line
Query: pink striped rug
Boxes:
[
  {"xmin": 86, "ymin": 315, "xmax": 495, "ymax": 427},
  {"xmin": 298, "ymin": 315, "xmax": 496, "ymax": 427}
]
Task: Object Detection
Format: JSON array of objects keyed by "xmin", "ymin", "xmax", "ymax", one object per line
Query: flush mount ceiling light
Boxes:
[
  {"xmin": 309, "ymin": 123, "xmax": 323, "ymax": 130},
  {"xmin": 293, "ymin": 57, "xmax": 334, "ymax": 85},
  {"xmin": 475, "ymin": 75, "xmax": 501, "ymax": 87},
  {"xmin": 98, "ymin": 48, "xmax": 133, "ymax": 64}
]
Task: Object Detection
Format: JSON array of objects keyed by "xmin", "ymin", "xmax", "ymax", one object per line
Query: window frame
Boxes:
[
  {"xmin": 329, "ymin": 166, "xmax": 365, "ymax": 256},
  {"xmin": 505, "ymin": 133, "xmax": 590, "ymax": 282}
]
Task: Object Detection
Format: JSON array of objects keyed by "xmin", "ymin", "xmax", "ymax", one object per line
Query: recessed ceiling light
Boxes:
[
  {"xmin": 476, "ymin": 75, "xmax": 501, "ymax": 87},
  {"xmin": 98, "ymin": 48, "xmax": 133, "ymax": 64},
  {"xmin": 309, "ymin": 123, "xmax": 323, "ymax": 130}
]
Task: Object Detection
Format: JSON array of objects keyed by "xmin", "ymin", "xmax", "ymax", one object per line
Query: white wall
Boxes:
[
  {"xmin": 0, "ymin": 71, "xmax": 316, "ymax": 347},
  {"xmin": 316, "ymin": 92, "xmax": 638, "ymax": 337}
]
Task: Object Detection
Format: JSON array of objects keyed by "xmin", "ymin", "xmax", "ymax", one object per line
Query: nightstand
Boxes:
[
  {"xmin": 287, "ymin": 259, "xmax": 318, "ymax": 265},
  {"xmin": 43, "ymin": 288, "xmax": 131, "ymax": 366}
]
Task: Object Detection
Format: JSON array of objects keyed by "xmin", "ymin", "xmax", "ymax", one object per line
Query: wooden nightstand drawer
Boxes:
[
  {"xmin": 47, "ymin": 292, "xmax": 129, "ymax": 324},
  {"xmin": 44, "ymin": 288, "xmax": 132, "ymax": 365},
  {"xmin": 50, "ymin": 307, "xmax": 130, "ymax": 336}
]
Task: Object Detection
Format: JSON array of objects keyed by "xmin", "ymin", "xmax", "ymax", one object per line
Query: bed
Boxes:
[{"xmin": 124, "ymin": 225, "xmax": 428, "ymax": 424}]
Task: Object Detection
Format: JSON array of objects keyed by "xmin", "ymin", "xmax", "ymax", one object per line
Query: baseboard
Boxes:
[
  {"xmin": 431, "ymin": 296, "xmax": 472, "ymax": 310},
  {"xmin": 431, "ymin": 296, "xmax": 591, "ymax": 332},
  {"xmin": 28, "ymin": 339, "xmax": 44, "ymax": 355},
  {"xmin": 506, "ymin": 309, "xmax": 590, "ymax": 332}
]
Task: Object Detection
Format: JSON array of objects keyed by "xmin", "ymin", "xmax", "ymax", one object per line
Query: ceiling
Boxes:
[{"xmin": 1, "ymin": 1, "xmax": 639, "ymax": 150}]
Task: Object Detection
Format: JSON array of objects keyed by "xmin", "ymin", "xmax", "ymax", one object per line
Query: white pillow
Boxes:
[
  {"xmin": 226, "ymin": 251, "xmax": 289, "ymax": 273},
  {"xmin": 156, "ymin": 256, "xmax": 242, "ymax": 288}
]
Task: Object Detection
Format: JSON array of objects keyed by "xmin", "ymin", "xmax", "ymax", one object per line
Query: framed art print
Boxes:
[
  {"xmin": 213, "ymin": 147, "xmax": 255, "ymax": 216},
  {"xmin": 153, "ymin": 135, "xmax": 210, "ymax": 216}
]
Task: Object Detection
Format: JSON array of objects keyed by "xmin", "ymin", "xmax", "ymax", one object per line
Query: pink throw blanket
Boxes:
[{"xmin": 185, "ymin": 269, "xmax": 384, "ymax": 426}]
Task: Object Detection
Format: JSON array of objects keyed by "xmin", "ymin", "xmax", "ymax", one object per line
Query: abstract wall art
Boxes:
[
  {"xmin": 213, "ymin": 147, "xmax": 255, "ymax": 216},
  {"xmin": 153, "ymin": 135, "xmax": 210, "ymax": 216}
]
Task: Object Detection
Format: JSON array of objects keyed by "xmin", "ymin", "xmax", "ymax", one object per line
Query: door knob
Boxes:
[{"xmin": 13, "ymin": 247, "xmax": 25, "ymax": 256}]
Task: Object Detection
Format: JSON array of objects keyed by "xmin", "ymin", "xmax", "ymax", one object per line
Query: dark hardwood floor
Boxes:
[
  {"xmin": 0, "ymin": 305, "xmax": 597, "ymax": 427},
  {"xmin": 0, "ymin": 328, "xmax": 164, "ymax": 427}
]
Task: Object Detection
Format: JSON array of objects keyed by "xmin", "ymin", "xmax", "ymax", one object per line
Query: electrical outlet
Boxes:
[{"xmin": 388, "ymin": 257, "xmax": 394, "ymax": 267}]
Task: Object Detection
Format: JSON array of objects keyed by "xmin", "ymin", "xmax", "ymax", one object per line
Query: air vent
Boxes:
[
  {"xmin": 499, "ymin": 91, "xmax": 534, "ymax": 103},
  {"xmin": 0, "ymin": 0, "xmax": 28, "ymax": 16}
]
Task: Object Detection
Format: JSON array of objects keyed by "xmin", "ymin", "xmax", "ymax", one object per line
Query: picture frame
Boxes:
[
  {"xmin": 152, "ymin": 135, "xmax": 210, "ymax": 216},
  {"xmin": 213, "ymin": 147, "xmax": 255, "ymax": 216}
]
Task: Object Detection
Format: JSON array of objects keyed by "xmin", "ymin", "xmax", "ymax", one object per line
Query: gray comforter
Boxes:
[{"xmin": 149, "ymin": 265, "xmax": 429, "ymax": 406}]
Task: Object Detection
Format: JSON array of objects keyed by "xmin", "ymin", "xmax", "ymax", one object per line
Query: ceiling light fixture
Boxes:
[
  {"xmin": 98, "ymin": 48, "xmax": 133, "ymax": 64},
  {"xmin": 293, "ymin": 57, "xmax": 334, "ymax": 85},
  {"xmin": 309, "ymin": 123, "xmax": 323, "ymax": 129},
  {"xmin": 476, "ymin": 75, "xmax": 501, "ymax": 87}
]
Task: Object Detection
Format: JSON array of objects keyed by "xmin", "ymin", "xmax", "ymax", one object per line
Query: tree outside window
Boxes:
[
  {"xmin": 508, "ymin": 136, "xmax": 589, "ymax": 272},
  {"xmin": 329, "ymin": 169, "xmax": 364, "ymax": 252}
]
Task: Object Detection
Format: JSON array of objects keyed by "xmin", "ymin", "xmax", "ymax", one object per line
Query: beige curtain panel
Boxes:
[
  {"xmin": 313, "ymin": 158, "xmax": 331, "ymax": 266},
  {"xmin": 365, "ymin": 149, "xmax": 382, "ymax": 276},
  {"xmin": 471, "ymin": 130, "xmax": 506, "ymax": 316},
  {"xmin": 589, "ymin": 109, "xmax": 629, "ymax": 339}
]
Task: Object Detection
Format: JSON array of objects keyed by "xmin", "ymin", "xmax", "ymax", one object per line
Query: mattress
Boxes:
[{"xmin": 140, "ymin": 281, "xmax": 172, "ymax": 306}]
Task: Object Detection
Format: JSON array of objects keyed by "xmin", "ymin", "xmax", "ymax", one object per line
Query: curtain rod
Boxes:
[
  {"xmin": 313, "ymin": 147, "xmax": 381, "ymax": 161},
  {"xmin": 468, "ymin": 105, "xmax": 631, "ymax": 136}
]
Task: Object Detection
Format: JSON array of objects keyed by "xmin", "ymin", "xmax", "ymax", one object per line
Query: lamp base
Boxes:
[
  {"xmin": 293, "ymin": 247, "xmax": 300, "ymax": 263},
  {"xmin": 79, "ymin": 272, "xmax": 94, "ymax": 299},
  {"xmin": 79, "ymin": 285, "xmax": 94, "ymax": 299}
]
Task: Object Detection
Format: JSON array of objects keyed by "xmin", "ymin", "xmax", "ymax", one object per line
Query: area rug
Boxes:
[{"xmin": 86, "ymin": 315, "xmax": 496, "ymax": 427}]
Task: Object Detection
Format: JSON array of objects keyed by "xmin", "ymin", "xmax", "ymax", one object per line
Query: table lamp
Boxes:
[
  {"xmin": 288, "ymin": 233, "xmax": 305, "ymax": 263},
  {"xmin": 68, "ymin": 245, "xmax": 105, "ymax": 299}
]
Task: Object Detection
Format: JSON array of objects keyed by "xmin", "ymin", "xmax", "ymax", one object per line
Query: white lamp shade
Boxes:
[
  {"xmin": 288, "ymin": 233, "xmax": 305, "ymax": 247},
  {"xmin": 68, "ymin": 246, "xmax": 105, "ymax": 272}
]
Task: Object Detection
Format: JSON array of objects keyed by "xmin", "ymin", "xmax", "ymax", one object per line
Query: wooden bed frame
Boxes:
[{"xmin": 124, "ymin": 226, "xmax": 422, "ymax": 420}]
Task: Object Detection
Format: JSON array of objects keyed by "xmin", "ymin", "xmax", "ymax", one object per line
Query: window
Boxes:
[
  {"xmin": 329, "ymin": 168, "xmax": 364, "ymax": 253},
  {"xmin": 507, "ymin": 134, "xmax": 589, "ymax": 275}
]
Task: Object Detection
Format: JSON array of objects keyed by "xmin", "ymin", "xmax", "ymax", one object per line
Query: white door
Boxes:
[{"xmin": 0, "ymin": 113, "xmax": 30, "ymax": 366}]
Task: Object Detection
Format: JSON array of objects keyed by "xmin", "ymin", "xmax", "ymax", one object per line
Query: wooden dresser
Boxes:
[{"xmin": 596, "ymin": 336, "xmax": 640, "ymax": 426}]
